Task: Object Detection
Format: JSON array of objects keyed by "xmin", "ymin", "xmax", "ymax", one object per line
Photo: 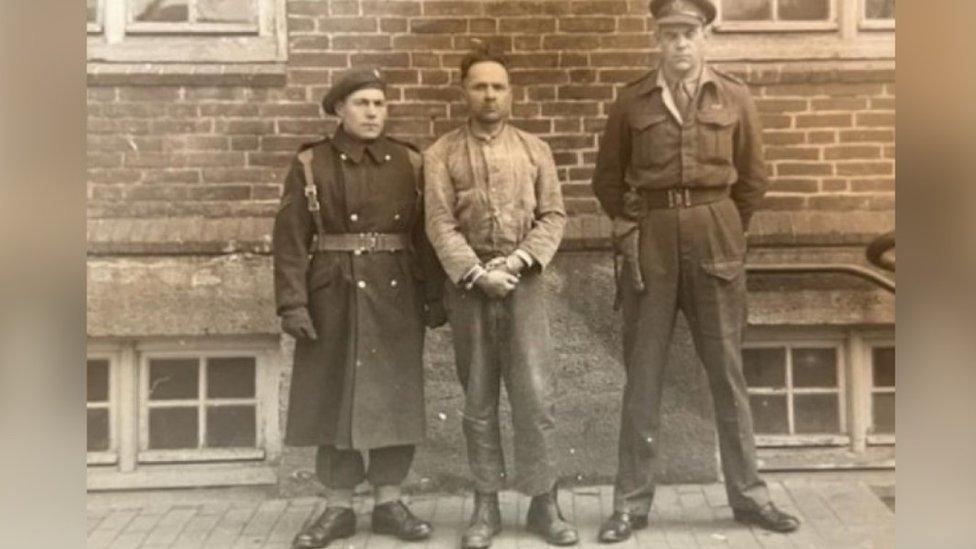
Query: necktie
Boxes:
[{"xmin": 673, "ymin": 81, "xmax": 693, "ymax": 118}]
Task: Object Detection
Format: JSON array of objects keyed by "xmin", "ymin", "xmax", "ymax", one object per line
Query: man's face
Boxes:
[
  {"xmin": 463, "ymin": 61, "xmax": 512, "ymax": 125},
  {"xmin": 335, "ymin": 87, "xmax": 387, "ymax": 140},
  {"xmin": 658, "ymin": 23, "xmax": 707, "ymax": 76}
]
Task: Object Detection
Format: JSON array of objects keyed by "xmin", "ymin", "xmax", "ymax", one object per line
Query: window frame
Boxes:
[
  {"xmin": 86, "ymin": 0, "xmax": 287, "ymax": 64},
  {"xmin": 714, "ymin": 0, "xmax": 839, "ymax": 33},
  {"xmin": 87, "ymin": 0, "xmax": 105, "ymax": 34},
  {"xmin": 138, "ymin": 350, "xmax": 266, "ymax": 463},
  {"xmin": 864, "ymin": 337, "xmax": 896, "ymax": 445},
  {"xmin": 859, "ymin": 0, "xmax": 896, "ymax": 30},
  {"xmin": 743, "ymin": 338, "xmax": 849, "ymax": 448},
  {"xmin": 86, "ymin": 350, "xmax": 121, "ymax": 466},
  {"xmin": 86, "ymin": 337, "xmax": 282, "ymax": 490}
]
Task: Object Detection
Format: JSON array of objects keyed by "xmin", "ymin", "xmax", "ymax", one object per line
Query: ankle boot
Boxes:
[
  {"xmin": 461, "ymin": 492, "xmax": 501, "ymax": 549},
  {"xmin": 525, "ymin": 486, "xmax": 579, "ymax": 546}
]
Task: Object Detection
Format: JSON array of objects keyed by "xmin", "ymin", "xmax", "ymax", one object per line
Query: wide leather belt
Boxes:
[
  {"xmin": 314, "ymin": 232, "xmax": 410, "ymax": 253},
  {"xmin": 640, "ymin": 187, "xmax": 730, "ymax": 209}
]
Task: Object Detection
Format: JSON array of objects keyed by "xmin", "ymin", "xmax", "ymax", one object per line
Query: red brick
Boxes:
[
  {"xmin": 771, "ymin": 178, "xmax": 819, "ymax": 193},
  {"xmin": 855, "ymin": 112, "xmax": 895, "ymax": 127},
  {"xmin": 507, "ymin": 53, "xmax": 560, "ymax": 68},
  {"xmin": 351, "ymin": 52, "xmax": 411, "ymax": 67},
  {"xmin": 584, "ymin": 117, "xmax": 607, "ymax": 133},
  {"xmin": 248, "ymin": 152, "xmax": 294, "ymax": 167},
  {"xmin": 570, "ymin": 1, "xmax": 629, "ymax": 15},
  {"xmin": 424, "ymin": 2, "xmax": 484, "ymax": 15},
  {"xmin": 332, "ymin": 35, "xmax": 391, "ymax": 50},
  {"xmin": 755, "ymin": 98, "xmax": 807, "ymax": 113},
  {"xmin": 125, "ymin": 152, "xmax": 185, "ymax": 168},
  {"xmin": 599, "ymin": 69, "xmax": 647, "ymax": 84},
  {"xmin": 511, "ymin": 69, "xmax": 569, "ymax": 85},
  {"xmin": 510, "ymin": 119, "xmax": 551, "ymax": 133},
  {"xmin": 410, "ymin": 18, "xmax": 466, "ymax": 33},
  {"xmin": 543, "ymin": 35, "xmax": 601, "ymax": 50},
  {"xmin": 760, "ymin": 114, "xmax": 791, "ymax": 129},
  {"xmin": 763, "ymin": 131, "xmax": 805, "ymax": 145},
  {"xmin": 820, "ymin": 83, "xmax": 886, "ymax": 97},
  {"xmin": 202, "ymin": 168, "xmax": 278, "ymax": 184},
  {"xmin": 776, "ymin": 162, "xmax": 832, "ymax": 176},
  {"xmin": 870, "ymin": 97, "xmax": 895, "ymax": 110},
  {"xmin": 558, "ymin": 85, "xmax": 613, "ymax": 100},
  {"xmin": 484, "ymin": 1, "xmax": 546, "ymax": 16},
  {"xmin": 765, "ymin": 146, "xmax": 819, "ymax": 161},
  {"xmin": 470, "ymin": 18, "xmax": 497, "ymax": 32},
  {"xmin": 252, "ymin": 184, "xmax": 283, "ymax": 200},
  {"xmin": 821, "ymin": 179, "xmax": 848, "ymax": 192},
  {"xmin": 807, "ymin": 130, "xmax": 836, "ymax": 144},
  {"xmin": 216, "ymin": 119, "xmax": 274, "ymax": 134},
  {"xmin": 840, "ymin": 129, "xmax": 895, "ymax": 143},
  {"xmin": 87, "ymin": 87, "xmax": 117, "ymax": 101},
  {"xmin": 514, "ymin": 35, "xmax": 541, "ymax": 50},
  {"xmin": 421, "ymin": 70, "xmax": 450, "ymax": 85},
  {"xmin": 835, "ymin": 162, "xmax": 893, "ymax": 176},
  {"xmin": 199, "ymin": 104, "xmax": 259, "ymax": 117},
  {"xmin": 796, "ymin": 113, "xmax": 852, "ymax": 128},
  {"xmin": 152, "ymin": 119, "xmax": 212, "ymax": 134},
  {"xmin": 118, "ymin": 87, "xmax": 181, "ymax": 102},
  {"xmin": 453, "ymin": 35, "xmax": 512, "ymax": 52},
  {"xmin": 528, "ymin": 86, "xmax": 557, "ymax": 101},
  {"xmin": 600, "ymin": 34, "xmax": 651, "ymax": 49},
  {"xmin": 88, "ymin": 152, "xmax": 123, "ymax": 169},
  {"xmin": 392, "ymin": 35, "xmax": 453, "ymax": 50},
  {"xmin": 500, "ymin": 17, "xmax": 556, "ymax": 33},
  {"xmin": 380, "ymin": 18, "xmax": 407, "ymax": 32},
  {"xmin": 542, "ymin": 102, "xmax": 600, "ymax": 117},
  {"xmin": 808, "ymin": 195, "xmax": 874, "ymax": 210},
  {"xmin": 142, "ymin": 169, "xmax": 201, "ymax": 184},
  {"xmin": 126, "ymin": 185, "xmax": 188, "ymax": 201},
  {"xmin": 289, "ymin": 52, "xmax": 349, "ymax": 67},
  {"xmin": 568, "ymin": 69, "xmax": 597, "ymax": 83},
  {"xmin": 884, "ymin": 145, "xmax": 895, "ymax": 159},
  {"xmin": 318, "ymin": 17, "xmax": 378, "ymax": 32},
  {"xmin": 362, "ymin": 1, "xmax": 420, "ymax": 16},
  {"xmin": 187, "ymin": 185, "xmax": 251, "ymax": 201},
  {"xmin": 559, "ymin": 16, "xmax": 616, "ymax": 33},
  {"xmin": 259, "ymin": 103, "xmax": 321, "ymax": 117},
  {"xmin": 565, "ymin": 197, "xmax": 601, "ymax": 214},
  {"xmin": 330, "ymin": 1, "xmax": 359, "ymax": 15},
  {"xmin": 590, "ymin": 52, "xmax": 655, "ymax": 67},
  {"xmin": 183, "ymin": 152, "xmax": 245, "ymax": 167},
  {"xmin": 230, "ymin": 136, "xmax": 261, "ymax": 151},
  {"xmin": 824, "ymin": 145, "xmax": 882, "ymax": 160},
  {"xmin": 761, "ymin": 195, "xmax": 806, "ymax": 211},
  {"xmin": 389, "ymin": 103, "xmax": 449, "ymax": 118},
  {"xmin": 763, "ymin": 84, "xmax": 821, "ymax": 97},
  {"xmin": 544, "ymin": 134, "xmax": 595, "ymax": 150},
  {"xmin": 552, "ymin": 151, "xmax": 578, "ymax": 166},
  {"xmin": 290, "ymin": 36, "xmax": 331, "ymax": 50},
  {"xmin": 560, "ymin": 53, "xmax": 589, "ymax": 68},
  {"xmin": 554, "ymin": 118, "xmax": 581, "ymax": 132},
  {"xmin": 386, "ymin": 119, "xmax": 432, "ymax": 135},
  {"xmin": 289, "ymin": 1, "xmax": 331, "ymax": 16},
  {"xmin": 90, "ymin": 185, "xmax": 126, "ymax": 201},
  {"xmin": 288, "ymin": 16, "xmax": 315, "ymax": 32},
  {"xmin": 811, "ymin": 97, "xmax": 868, "ymax": 111},
  {"xmin": 850, "ymin": 178, "xmax": 895, "ymax": 192},
  {"xmin": 185, "ymin": 136, "xmax": 229, "ymax": 151},
  {"xmin": 94, "ymin": 103, "xmax": 167, "ymax": 118},
  {"xmin": 402, "ymin": 87, "xmax": 462, "ymax": 102},
  {"xmin": 88, "ymin": 169, "xmax": 141, "ymax": 184},
  {"xmin": 512, "ymin": 103, "xmax": 541, "ymax": 117}
]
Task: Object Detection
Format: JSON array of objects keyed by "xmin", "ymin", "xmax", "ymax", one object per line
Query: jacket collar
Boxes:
[
  {"xmin": 636, "ymin": 63, "xmax": 720, "ymax": 96},
  {"xmin": 332, "ymin": 125, "xmax": 394, "ymax": 164}
]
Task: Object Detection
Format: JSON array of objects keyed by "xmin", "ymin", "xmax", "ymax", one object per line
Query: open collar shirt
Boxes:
[{"xmin": 424, "ymin": 122, "xmax": 566, "ymax": 284}]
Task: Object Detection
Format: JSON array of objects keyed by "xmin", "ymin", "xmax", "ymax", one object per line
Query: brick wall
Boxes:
[{"xmin": 86, "ymin": 0, "xmax": 895, "ymax": 244}]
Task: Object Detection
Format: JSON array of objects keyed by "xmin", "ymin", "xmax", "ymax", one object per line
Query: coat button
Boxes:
[
  {"xmin": 393, "ymin": 213, "xmax": 401, "ymax": 221},
  {"xmin": 353, "ymin": 249, "xmax": 362, "ymax": 256},
  {"xmin": 390, "ymin": 279, "xmax": 398, "ymax": 288},
  {"xmin": 355, "ymin": 360, "xmax": 362, "ymax": 368},
  {"xmin": 357, "ymin": 281, "xmax": 366, "ymax": 289},
  {"xmin": 340, "ymin": 153, "xmax": 348, "ymax": 161},
  {"xmin": 349, "ymin": 213, "xmax": 358, "ymax": 222},
  {"xmin": 384, "ymin": 154, "xmax": 391, "ymax": 162}
]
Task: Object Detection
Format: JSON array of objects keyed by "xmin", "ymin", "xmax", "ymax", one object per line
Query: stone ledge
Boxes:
[{"xmin": 87, "ymin": 63, "xmax": 287, "ymax": 87}]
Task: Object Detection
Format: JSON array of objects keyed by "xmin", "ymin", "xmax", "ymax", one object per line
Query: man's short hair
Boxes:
[{"xmin": 459, "ymin": 49, "xmax": 509, "ymax": 81}]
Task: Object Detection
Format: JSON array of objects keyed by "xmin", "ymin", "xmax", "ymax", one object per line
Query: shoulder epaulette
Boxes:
[
  {"xmin": 385, "ymin": 135, "xmax": 422, "ymax": 154},
  {"xmin": 712, "ymin": 67, "xmax": 747, "ymax": 86},
  {"xmin": 298, "ymin": 136, "xmax": 330, "ymax": 152}
]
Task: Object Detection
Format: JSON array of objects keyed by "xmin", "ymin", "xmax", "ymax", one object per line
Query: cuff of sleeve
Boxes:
[
  {"xmin": 460, "ymin": 264, "xmax": 487, "ymax": 290},
  {"xmin": 513, "ymin": 249, "xmax": 534, "ymax": 269}
]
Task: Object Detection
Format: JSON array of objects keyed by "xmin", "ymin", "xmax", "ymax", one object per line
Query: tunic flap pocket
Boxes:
[
  {"xmin": 697, "ymin": 108, "xmax": 738, "ymax": 127},
  {"xmin": 629, "ymin": 112, "xmax": 668, "ymax": 131},
  {"xmin": 700, "ymin": 259, "xmax": 743, "ymax": 281}
]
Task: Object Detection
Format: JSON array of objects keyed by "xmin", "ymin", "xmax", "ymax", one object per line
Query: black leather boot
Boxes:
[
  {"xmin": 525, "ymin": 486, "xmax": 579, "ymax": 546},
  {"xmin": 371, "ymin": 500, "xmax": 432, "ymax": 541},
  {"xmin": 733, "ymin": 502, "xmax": 800, "ymax": 533},
  {"xmin": 292, "ymin": 507, "xmax": 356, "ymax": 549},
  {"xmin": 597, "ymin": 511, "xmax": 648, "ymax": 543},
  {"xmin": 461, "ymin": 492, "xmax": 502, "ymax": 549}
]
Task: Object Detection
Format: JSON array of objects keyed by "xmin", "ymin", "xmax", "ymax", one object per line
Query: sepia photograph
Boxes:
[{"xmin": 82, "ymin": 0, "xmax": 897, "ymax": 547}]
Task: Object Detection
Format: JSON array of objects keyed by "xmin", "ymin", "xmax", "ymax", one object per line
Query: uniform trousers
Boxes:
[
  {"xmin": 613, "ymin": 197, "xmax": 771, "ymax": 514},
  {"xmin": 315, "ymin": 444, "xmax": 415, "ymax": 490},
  {"xmin": 443, "ymin": 271, "xmax": 557, "ymax": 496}
]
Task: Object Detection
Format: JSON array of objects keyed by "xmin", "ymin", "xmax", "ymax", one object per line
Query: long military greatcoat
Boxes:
[{"xmin": 273, "ymin": 127, "xmax": 443, "ymax": 450}]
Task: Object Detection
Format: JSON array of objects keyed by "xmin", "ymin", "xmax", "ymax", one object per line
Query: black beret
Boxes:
[
  {"xmin": 649, "ymin": 0, "xmax": 716, "ymax": 26},
  {"xmin": 321, "ymin": 67, "xmax": 386, "ymax": 115}
]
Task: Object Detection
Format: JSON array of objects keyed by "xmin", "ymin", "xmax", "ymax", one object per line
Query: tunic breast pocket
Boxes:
[
  {"xmin": 696, "ymin": 108, "xmax": 738, "ymax": 165},
  {"xmin": 629, "ymin": 113, "xmax": 675, "ymax": 168}
]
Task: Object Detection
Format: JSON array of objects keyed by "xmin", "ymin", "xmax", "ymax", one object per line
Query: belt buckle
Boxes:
[
  {"xmin": 669, "ymin": 188, "xmax": 691, "ymax": 208},
  {"xmin": 361, "ymin": 233, "xmax": 378, "ymax": 252}
]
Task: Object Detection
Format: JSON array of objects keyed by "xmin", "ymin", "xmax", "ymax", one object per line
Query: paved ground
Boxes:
[{"xmin": 87, "ymin": 480, "xmax": 894, "ymax": 549}]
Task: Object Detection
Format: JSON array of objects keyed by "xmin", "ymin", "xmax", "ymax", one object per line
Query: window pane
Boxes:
[
  {"xmin": 873, "ymin": 393, "xmax": 895, "ymax": 434},
  {"xmin": 206, "ymin": 405, "xmax": 256, "ymax": 447},
  {"xmin": 723, "ymin": 0, "xmax": 772, "ymax": 21},
  {"xmin": 749, "ymin": 394, "xmax": 789, "ymax": 434},
  {"xmin": 779, "ymin": 0, "xmax": 829, "ymax": 21},
  {"xmin": 87, "ymin": 409, "xmax": 110, "ymax": 451},
  {"xmin": 132, "ymin": 0, "xmax": 189, "ymax": 22},
  {"xmin": 148, "ymin": 407, "xmax": 198, "ymax": 449},
  {"xmin": 872, "ymin": 346, "xmax": 895, "ymax": 387},
  {"xmin": 87, "ymin": 0, "xmax": 98, "ymax": 23},
  {"xmin": 87, "ymin": 359, "xmax": 109, "ymax": 402},
  {"xmin": 207, "ymin": 357, "xmax": 256, "ymax": 399},
  {"xmin": 794, "ymin": 393, "xmax": 840, "ymax": 434},
  {"xmin": 743, "ymin": 348, "xmax": 786, "ymax": 388},
  {"xmin": 149, "ymin": 358, "xmax": 198, "ymax": 400},
  {"xmin": 197, "ymin": 0, "xmax": 257, "ymax": 24},
  {"xmin": 866, "ymin": 0, "xmax": 895, "ymax": 19},
  {"xmin": 792, "ymin": 347, "xmax": 838, "ymax": 388}
]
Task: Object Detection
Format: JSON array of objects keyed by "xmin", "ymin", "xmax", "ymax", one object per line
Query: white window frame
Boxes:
[
  {"xmin": 138, "ymin": 350, "xmax": 266, "ymax": 463},
  {"xmin": 743, "ymin": 338, "xmax": 849, "ymax": 448},
  {"xmin": 714, "ymin": 0, "xmax": 839, "ymax": 33},
  {"xmin": 706, "ymin": 0, "xmax": 894, "ymax": 61},
  {"xmin": 859, "ymin": 0, "xmax": 895, "ymax": 30},
  {"xmin": 87, "ymin": 0, "xmax": 105, "ymax": 34},
  {"xmin": 86, "ymin": 350, "xmax": 121, "ymax": 466},
  {"xmin": 86, "ymin": 337, "xmax": 282, "ymax": 491},
  {"xmin": 87, "ymin": 0, "xmax": 287, "ymax": 63},
  {"xmin": 864, "ymin": 336, "xmax": 895, "ymax": 445}
]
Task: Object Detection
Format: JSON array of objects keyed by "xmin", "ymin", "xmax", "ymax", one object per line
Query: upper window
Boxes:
[
  {"xmin": 861, "ymin": 0, "xmax": 895, "ymax": 29},
  {"xmin": 717, "ymin": 0, "xmax": 837, "ymax": 31},
  {"xmin": 87, "ymin": 0, "xmax": 286, "ymax": 63}
]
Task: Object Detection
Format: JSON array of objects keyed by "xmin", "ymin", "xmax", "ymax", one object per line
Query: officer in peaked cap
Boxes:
[
  {"xmin": 592, "ymin": 0, "xmax": 801, "ymax": 542},
  {"xmin": 274, "ymin": 65, "xmax": 446, "ymax": 548}
]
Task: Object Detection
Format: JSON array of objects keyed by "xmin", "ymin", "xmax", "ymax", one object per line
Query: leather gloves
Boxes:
[
  {"xmin": 612, "ymin": 218, "xmax": 645, "ymax": 294},
  {"xmin": 281, "ymin": 307, "xmax": 317, "ymax": 340}
]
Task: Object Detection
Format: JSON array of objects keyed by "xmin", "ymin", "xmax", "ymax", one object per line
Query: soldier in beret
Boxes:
[
  {"xmin": 273, "ymin": 67, "xmax": 446, "ymax": 549},
  {"xmin": 591, "ymin": 0, "xmax": 800, "ymax": 541}
]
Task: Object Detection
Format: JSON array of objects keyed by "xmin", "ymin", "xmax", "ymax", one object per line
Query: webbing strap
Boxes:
[{"xmin": 297, "ymin": 149, "xmax": 327, "ymax": 244}]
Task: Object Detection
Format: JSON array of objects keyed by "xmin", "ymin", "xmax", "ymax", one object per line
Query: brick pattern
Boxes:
[
  {"xmin": 87, "ymin": 0, "xmax": 895, "ymax": 244},
  {"xmin": 85, "ymin": 481, "xmax": 894, "ymax": 548}
]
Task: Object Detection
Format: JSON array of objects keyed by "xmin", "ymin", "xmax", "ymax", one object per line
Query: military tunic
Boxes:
[{"xmin": 273, "ymin": 127, "xmax": 443, "ymax": 450}]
